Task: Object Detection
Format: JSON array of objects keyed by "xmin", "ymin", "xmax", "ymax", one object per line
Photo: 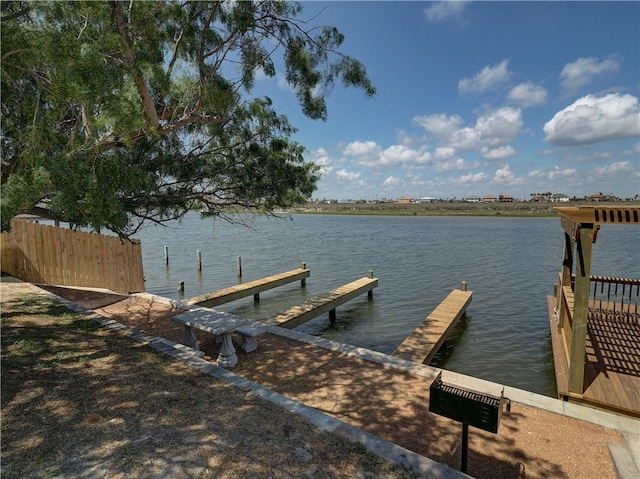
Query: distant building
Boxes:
[
  {"xmin": 481, "ymin": 195, "xmax": 497, "ymax": 203},
  {"xmin": 416, "ymin": 196, "xmax": 436, "ymax": 203},
  {"xmin": 464, "ymin": 196, "xmax": 481, "ymax": 203},
  {"xmin": 499, "ymin": 194, "xmax": 515, "ymax": 202},
  {"xmin": 397, "ymin": 196, "xmax": 415, "ymax": 204},
  {"xmin": 588, "ymin": 193, "xmax": 606, "ymax": 202},
  {"xmin": 551, "ymin": 193, "xmax": 570, "ymax": 203}
]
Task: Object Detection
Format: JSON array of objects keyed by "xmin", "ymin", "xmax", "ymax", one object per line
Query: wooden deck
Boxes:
[
  {"xmin": 184, "ymin": 265, "xmax": 310, "ymax": 307},
  {"xmin": 266, "ymin": 275, "xmax": 378, "ymax": 329},
  {"xmin": 548, "ymin": 295, "xmax": 640, "ymax": 417},
  {"xmin": 393, "ymin": 288, "xmax": 473, "ymax": 364}
]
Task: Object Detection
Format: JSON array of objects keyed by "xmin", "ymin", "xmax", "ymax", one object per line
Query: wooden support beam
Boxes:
[{"xmin": 568, "ymin": 225, "xmax": 593, "ymax": 395}]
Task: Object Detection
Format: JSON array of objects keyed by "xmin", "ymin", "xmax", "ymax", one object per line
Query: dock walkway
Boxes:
[
  {"xmin": 267, "ymin": 273, "xmax": 378, "ymax": 329},
  {"xmin": 393, "ymin": 287, "xmax": 472, "ymax": 364},
  {"xmin": 185, "ymin": 264, "xmax": 309, "ymax": 307}
]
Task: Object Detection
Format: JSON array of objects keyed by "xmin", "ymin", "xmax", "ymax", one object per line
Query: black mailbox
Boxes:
[{"xmin": 429, "ymin": 372, "xmax": 510, "ymax": 473}]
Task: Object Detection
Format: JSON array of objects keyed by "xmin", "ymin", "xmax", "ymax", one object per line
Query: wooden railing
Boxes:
[
  {"xmin": 555, "ymin": 274, "xmax": 639, "ymax": 366},
  {"xmin": 587, "ymin": 276, "xmax": 640, "ymax": 324},
  {"xmin": 1, "ymin": 219, "xmax": 145, "ymax": 294}
]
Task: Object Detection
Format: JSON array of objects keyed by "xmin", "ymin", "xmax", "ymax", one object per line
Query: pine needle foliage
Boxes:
[{"xmin": 1, "ymin": 1, "xmax": 375, "ymax": 237}]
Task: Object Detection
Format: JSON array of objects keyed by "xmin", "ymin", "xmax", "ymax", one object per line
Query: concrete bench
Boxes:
[{"xmin": 172, "ymin": 309, "xmax": 265, "ymax": 367}]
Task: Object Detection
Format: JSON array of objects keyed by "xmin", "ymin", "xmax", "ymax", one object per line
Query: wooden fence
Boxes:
[{"xmin": 1, "ymin": 219, "xmax": 145, "ymax": 293}]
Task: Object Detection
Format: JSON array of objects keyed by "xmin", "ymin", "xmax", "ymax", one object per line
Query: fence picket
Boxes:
[{"xmin": 0, "ymin": 219, "xmax": 144, "ymax": 293}]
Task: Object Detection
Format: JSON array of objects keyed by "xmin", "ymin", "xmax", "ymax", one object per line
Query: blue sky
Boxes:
[{"xmin": 254, "ymin": 1, "xmax": 640, "ymax": 201}]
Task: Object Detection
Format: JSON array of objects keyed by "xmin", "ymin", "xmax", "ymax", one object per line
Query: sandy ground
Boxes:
[
  {"xmin": 3, "ymin": 282, "xmax": 635, "ymax": 479},
  {"xmin": 89, "ymin": 292, "xmax": 631, "ymax": 479}
]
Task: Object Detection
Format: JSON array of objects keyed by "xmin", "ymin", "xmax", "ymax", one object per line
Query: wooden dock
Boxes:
[
  {"xmin": 185, "ymin": 264, "xmax": 310, "ymax": 307},
  {"xmin": 392, "ymin": 286, "xmax": 473, "ymax": 364},
  {"xmin": 548, "ymin": 295, "xmax": 640, "ymax": 417},
  {"xmin": 549, "ymin": 206, "xmax": 640, "ymax": 417},
  {"xmin": 266, "ymin": 273, "xmax": 378, "ymax": 329}
]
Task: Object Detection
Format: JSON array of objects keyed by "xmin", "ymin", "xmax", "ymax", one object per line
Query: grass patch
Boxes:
[{"xmin": 1, "ymin": 287, "xmax": 417, "ymax": 479}]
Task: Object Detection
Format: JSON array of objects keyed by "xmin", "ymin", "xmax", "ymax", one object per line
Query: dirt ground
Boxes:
[
  {"xmin": 89, "ymin": 292, "xmax": 629, "ymax": 479},
  {"xmin": 1, "ymin": 282, "xmax": 415, "ymax": 479},
  {"xmin": 2, "ymin": 282, "xmax": 633, "ymax": 479}
]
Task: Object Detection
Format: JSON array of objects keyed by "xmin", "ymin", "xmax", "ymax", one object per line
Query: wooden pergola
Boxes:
[{"xmin": 550, "ymin": 205, "xmax": 639, "ymax": 416}]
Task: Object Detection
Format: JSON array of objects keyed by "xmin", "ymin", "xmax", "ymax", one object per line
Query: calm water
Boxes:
[{"xmin": 135, "ymin": 213, "xmax": 640, "ymax": 397}]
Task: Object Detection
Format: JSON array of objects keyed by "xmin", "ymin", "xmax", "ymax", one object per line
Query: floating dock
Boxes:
[
  {"xmin": 185, "ymin": 263, "xmax": 309, "ymax": 307},
  {"xmin": 267, "ymin": 272, "xmax": 378, "ymax": 329},
  {"xmin": 393, "ymin": 284, "xmax": 472, "ymax": 364}
]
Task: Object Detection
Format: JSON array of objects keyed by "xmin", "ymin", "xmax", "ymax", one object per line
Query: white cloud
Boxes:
[
  {"xmin": 415, "ymin": 108, "xmax": 522, "ymax": 157},
  {"xmin": 449, "ymin": 172, "xmax": 487, "ymax": 185},
  {"xmin": 544, "ymin": 93, "xmax": 640, "ymax": 146},
  {"xmin": 507, "ymin": 82, "xmax": 548, "ymax": 107},
  {"xmin": 560, "ymin": 55, "xmax": 621, "ymax": 94},
  {"xmin": 424, "ymin": 1, "xmax": 469, "ymax": 23},
  {"xmin": 435, "ymin": 147, "xmax": 455, "ymax": 160},
  {"xmin": 379, "ymin": 145, "xmax": 432, "ymax": 167},
  {"xmin": 458, "ymin": 60, "xmax": 512, "ymax": 96},
  {"xmin": 335, "ymin": 169, "xmax": 360, "ymax": 181},
  {"xmin": 592, "ymin": 160, "xmax": 638, "ymax": 177},
  {"xmin": 341, "ymin": 139, "xmax": 434, "ymax": 168},
  {"xmin": 475, "ymin": 107, "xmax": 523, "ymax": 147},
  {"xmin": 435, "ymin": 158, "xmax": 478, "ymax": 172},
  {"xmin": 449, "ymin": 126, "xmax": 480, "ymax": 151},
  {"xmin": 413, "ymin": 113, "xmax": 464, "ymax": 141},
  {"xmin": 528, "ymin": 166, "xmax": 578, "ymax": 180},
  {"xmin": 382, "ymin": 176, "xmax": 402, "ymax": 188},
  {"xmin": 494, "ymin": 164, "xmax": 516, "ymax": 183},
  {"xmin": 343, "ymin": 140, "xmax": 381, "ymax": 158},
  {"xmin": 482, "ymin": 145, "xmax": 516, "ymax": 161}
]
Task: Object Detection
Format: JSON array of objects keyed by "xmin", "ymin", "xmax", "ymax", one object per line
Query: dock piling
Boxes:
[
  {"xmin": 368, "ymin": 270, "xmax": 374, "ymax": 298},
  {"xmin": 301, "ymin": 262, "xmax": 307, "ymax": 286},
  {"xmin": 164, "ymin": 245, "xmax": 169, "ymax": 266},
  {"xmin": 237, "ymin": 256, "xmax": 242, "ymax": 277},
  {"xmin": 461, "ymin": 280, "xmax": 467, "ymax": 292},
  {"xmin": 197, "ymin": 250, "xmax": 202, "ymax": 271}
]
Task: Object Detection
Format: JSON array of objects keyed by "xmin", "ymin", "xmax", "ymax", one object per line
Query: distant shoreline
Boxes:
[{"xmin": 288, "ymin": 201, "xmax": 639, "ymax": 218}]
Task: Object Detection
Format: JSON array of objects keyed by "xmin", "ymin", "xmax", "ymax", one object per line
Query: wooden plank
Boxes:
[
  {"xmin": 185, "ymin": 267, "xmax": 310, "ymax": 307},
  {"xmin": 0, "ymin": 230, "xmax": 9, "ymax": 274},
  {"xmin": 39, "ymin": 224, "xmax": 52, "ymax": 284},
  {"xmin": 547, "ymin": 295, "xmax": 570, "ymax": 398},
  {"xmin": 392, "ymin": 289, "xmax": 472, "ymax": 364},
  {"xmin": 267, "ymin": 276, "xmax": 378, "ymax": 329},
  {"xmin": 126, "ymin": 239, "xmax": 145, "ymax": 292}
]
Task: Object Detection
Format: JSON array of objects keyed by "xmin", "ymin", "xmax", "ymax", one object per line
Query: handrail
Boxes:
[
  {"xmin": 568, "ymin": 274, "xmax": 639, "ymax": 324},
  {"xmin": 589, "ymin": 276, "xmax": 639, "ymax": 324}
]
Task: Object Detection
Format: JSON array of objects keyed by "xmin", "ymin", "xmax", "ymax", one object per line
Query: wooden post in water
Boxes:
[
  {"xmin": 164, "ymin": 245, "xmax": 169, "ymax": 266},
  {"xmin": 237, "ymin": 256, "xmax": 242, "ymax": 277},
  {"xmin": 197, "ymin": 250, "xmax": 202, "ymax": 271},
  {"xmin": 301, "ymin": 262, "xmax": 307, "ymax": 286},
  {"xmin": 368, "ymin": 270, "xmax": 374, "ymax": 299},
  {"xmin": 177, "ymin": 281, "xmax": 185, "ymax": 293},
  {"xmin": 461, "ymin": 280, "xmax": 467, "ymax": 291}
]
